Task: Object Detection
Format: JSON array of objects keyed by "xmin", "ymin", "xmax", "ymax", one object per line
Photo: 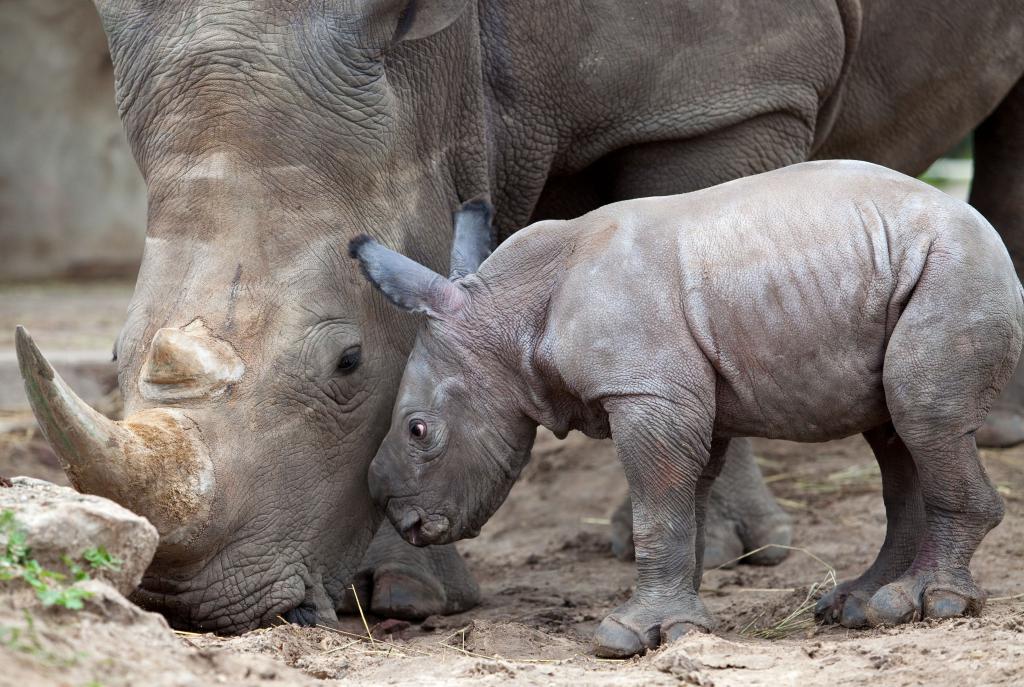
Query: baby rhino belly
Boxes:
[
  {"xmin": 704, "ymin": 286, "xmax": 894, "ymax": 441},
  {"xmin": 713, "ymin": 345, "xmax": 891, "ymax": 441}
]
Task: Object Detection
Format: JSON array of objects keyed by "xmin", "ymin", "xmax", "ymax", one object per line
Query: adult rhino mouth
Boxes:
[{"xmin": 133, "ymin": 566, "xmax": 310, "ymax": 633}]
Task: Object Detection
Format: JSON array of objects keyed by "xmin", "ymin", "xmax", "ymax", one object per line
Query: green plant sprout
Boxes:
[{"xmin": 1, "ymin": 510, "xmax": 123, "ymax": 610}]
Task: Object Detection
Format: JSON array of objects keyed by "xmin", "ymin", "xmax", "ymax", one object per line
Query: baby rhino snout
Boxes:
[{"xmin": 397, "ymin": 510, "xmax": 452, "ymax": 547}]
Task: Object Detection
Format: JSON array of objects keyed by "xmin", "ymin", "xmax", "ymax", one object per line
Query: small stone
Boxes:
[
  {"xmin": 653, "ymin": 646, "xmax": 714, "ymax": 685},
  {"xmin": 0, "ymin": 477, "xmax": 159, "ymax": 596}
]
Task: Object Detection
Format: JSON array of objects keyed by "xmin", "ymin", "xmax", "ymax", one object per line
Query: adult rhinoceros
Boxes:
[{"xmin": 17, "ymin": 0, "xmax": 1024, "ymax": 632}]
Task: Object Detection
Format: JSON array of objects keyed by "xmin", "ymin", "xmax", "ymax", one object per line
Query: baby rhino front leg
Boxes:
[{"xmin": 596, "ymin": 395, "xmax": 722, "ymax": 658}]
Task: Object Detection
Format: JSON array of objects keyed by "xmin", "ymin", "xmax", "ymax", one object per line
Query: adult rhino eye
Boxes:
[
  {"xmin": 336, "ymin": 346, "xmax": 361, "ymax": 375},
  {"xmin": 409, "ymin": 419, "xmax": 428, "ymax": 440}
]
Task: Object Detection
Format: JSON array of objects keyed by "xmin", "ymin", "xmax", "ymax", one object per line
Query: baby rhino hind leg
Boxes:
[
  {"xmin": 861, "ymin": 265, "xmax": 1019, "ymax": 626},
  {"xmin": 863, "ymin": 430, "xmax": 1002, "ymax": 625},
  {"xmin": 815, "ymin": 424, "xmax": 925, "ymax": 627}
]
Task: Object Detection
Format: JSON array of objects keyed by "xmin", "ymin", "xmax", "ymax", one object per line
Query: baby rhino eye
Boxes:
[{"xmin": 409, "ymin": 419, "xmax": 428, "ymax": 440}]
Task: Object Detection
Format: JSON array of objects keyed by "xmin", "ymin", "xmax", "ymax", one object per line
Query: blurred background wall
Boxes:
[{"xmin": 0, "ymin": 0, "xmax": 145, "ymax": 282}]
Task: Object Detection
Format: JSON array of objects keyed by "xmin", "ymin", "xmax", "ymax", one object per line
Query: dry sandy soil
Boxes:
[
  {"xmin": 1, "ymin": 279, "xmax": 1022, "ymax": 686},
  {"xmin": 2, "ymin": 420, "xmax": 1024, "ymax": 687}
]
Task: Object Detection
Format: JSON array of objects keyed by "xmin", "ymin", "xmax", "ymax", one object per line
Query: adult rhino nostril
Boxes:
[{"xmin": 282, "ymin": 602, "xmax": 318, "ymax": 627}]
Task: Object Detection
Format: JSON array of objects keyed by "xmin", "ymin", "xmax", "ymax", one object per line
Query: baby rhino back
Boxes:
[
  {"xmin": 556, "ymin": 161, "xmax": 1021, "ymax": 442},
  {"xmin": 683, "ymin": 161, "xmax": 1021, "ymax": 441}
]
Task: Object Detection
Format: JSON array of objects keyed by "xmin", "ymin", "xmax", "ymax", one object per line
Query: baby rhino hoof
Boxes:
[
  {"xmin": 865, "ymin": 578, "xmax": 983, "ymax": 626},
  {"xmin": 814, "ymin": 584, "xmax": 874, "ymax": 628},
  {"xmin": 593, "ymin": 600, "xmax": 713, "ymax": 658},
  {"xmin": 819, "ymin": 571, "xmax": 984, "ymax": 629},
  {"xmin": 371, "ymin": 565, "xmax": 449, "ymax": 618}
]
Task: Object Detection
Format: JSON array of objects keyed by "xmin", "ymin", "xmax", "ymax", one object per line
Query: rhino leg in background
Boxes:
[
  {"xmin": 601, "ymin": 113, "xmax": 810, "ymax": 567},
  {"xmin": 972, "ymin": 77, "xmax": 1024, "ymax": 448},
  {"xmin": 611, "ymin": 438, "xmax": 792, "ymax": 568},
  {"xmin": 341, "ymin": 523, "xmax": 480, "ymax": 620}
]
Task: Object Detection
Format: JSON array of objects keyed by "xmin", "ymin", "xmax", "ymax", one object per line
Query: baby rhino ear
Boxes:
[
  {"xmin": 449, "ymin": 197, "xmax": 495, "ymax": 280},
  {"xmin": 349, "ymin": 236, "xmax": 467, "ymax": 319}
]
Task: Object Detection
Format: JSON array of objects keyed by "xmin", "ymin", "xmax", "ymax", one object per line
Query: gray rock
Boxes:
[{"xmin": 0, "ymin": 477, "xmax": 158, "ymax": 596}]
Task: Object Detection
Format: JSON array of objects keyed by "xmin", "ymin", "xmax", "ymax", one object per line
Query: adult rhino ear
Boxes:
[
  {"xmin": 349, "ymin": 236, "xmax": 467, "ymax": 318},
  {"xmin": 449, "ymin": 197, "xmax": 495, "ymax": 280},
  {"xmin": 393, "ymin": 0, "xmax": 473, "ymax": 42}
]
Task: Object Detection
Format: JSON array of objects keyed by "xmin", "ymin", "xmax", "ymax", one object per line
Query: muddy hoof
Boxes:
[
  {"xmin": 838, "ymin": 592, "xmax": 872, "ymax": 628},
  {"xmin": 370, "ymin": 566, "xmax": 447, "ymax": 619},
  {"xmin": 739, "ymin": 513, "xmax": 793, "ymax": 566},
  {"xmin": 923, "ymin": 589, "xmax": 975, "ymax": 619},
  {"xmin": 702, "ymin": 519, "xmax": 745, "ymax": 569},
  {"xmin": 977, "ymin": 409, "xmax": 1024, "ymax": 448},
  {"xmin": 814, "ymin": 586, "xmax": 847, "ymax": 625},
  {"xmin": 593, "ymin": 598, "xmax": 715, "ymax": 658},
  {"xmin": 593, "ymin": 616, "xmax": 655, "ymax": 658},
  {"xmin": 865, "ymin": 584, "xmax": 919, "ymax": 626},
  {"xmin": 815, "ymin": 584, "xmax": 874, "ymax": 628},
  {"xmin": 865, "ymin": 572, "xmax": 984, "ymax": 627},
  {"xmin": 702, "ymin": 512, "xmax": 792, "ymax": 569},
  {"xmin": 356, "ymin": 526, "xmax": 481, "ymax": 620}
]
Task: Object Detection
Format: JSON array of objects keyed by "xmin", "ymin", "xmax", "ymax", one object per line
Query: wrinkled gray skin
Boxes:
[
  {"xmin": 24, "ymin": 0, "xmax": 1024, "ymax": 633},
  {"xmin": 359, "ymin": 161, "xmax": 1024, "ymax": 658}
]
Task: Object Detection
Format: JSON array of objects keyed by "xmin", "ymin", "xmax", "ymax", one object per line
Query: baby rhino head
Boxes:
[{"xmin": 349, "ymin": 200, "xmax": 537, "ymax": 546}]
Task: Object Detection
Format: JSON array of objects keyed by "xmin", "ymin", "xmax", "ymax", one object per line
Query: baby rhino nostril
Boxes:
[
  {"xmin": 398, "ymin": 510, "xmax": 425, "ymax": 545},
  {"xmin": 398, "ymin": 509, "xmax": 421, "ymax": 531},
  {"xmin": 397, "ymin": 510, "xmax": 450, "ymax": 546}
]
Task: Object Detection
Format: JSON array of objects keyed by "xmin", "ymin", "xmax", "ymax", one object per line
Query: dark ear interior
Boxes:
[
  {"xmin": 394, "ymin": 0, "xmax": 473, "ymax": 42},
  {"xmin": 449, "ymin": 197, "xmax": 495, "ymax": 280},
  {"xmin": 349, "ymin": 235, "xmax": 467, "ymax": 318}
]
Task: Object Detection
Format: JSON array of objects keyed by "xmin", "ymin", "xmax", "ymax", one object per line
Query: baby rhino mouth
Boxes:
[
  {"xmin": 396, "ymin": 509, "xmax": 453, "ymax": 546},
  {"xmin": 386, "ymin": 497, "xmax": 485, "ymax": 546}
]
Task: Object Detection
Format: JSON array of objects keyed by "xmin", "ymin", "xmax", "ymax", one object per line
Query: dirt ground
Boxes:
[
  {"xmin": 3, "ymin": 418, "xmax": 1024, "ymax": 687},
  {"xmin": 2, "ymin": 279, "xmax": 1023, "ymax": 686}
]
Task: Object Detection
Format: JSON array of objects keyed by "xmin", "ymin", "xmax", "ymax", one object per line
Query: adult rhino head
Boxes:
[{"xmin": 18, "ymin": 0, "xmax": 491, "ymax": 633}]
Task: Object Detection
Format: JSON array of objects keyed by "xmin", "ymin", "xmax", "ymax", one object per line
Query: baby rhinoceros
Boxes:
[{"xmin": 350, "ymin": 160, "xmax": 1024, "ymax": 658}]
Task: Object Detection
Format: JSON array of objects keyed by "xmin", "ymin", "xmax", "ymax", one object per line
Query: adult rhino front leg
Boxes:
[
  {"xmin": 341, "ymin": 519, "xmax": 480, "ymax": 620},
  {"xmin": 602, "ymin": 112, "xmax": 812, "ymax": 566},
  {"xmin": 971, "ymin": 76, "xmax": 1024, "ymax": 447}
]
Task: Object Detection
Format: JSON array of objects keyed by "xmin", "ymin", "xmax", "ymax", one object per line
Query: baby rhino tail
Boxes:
[{"xmin": 882, "ymin": 210, "xmax": 1024, "ymax": 440}]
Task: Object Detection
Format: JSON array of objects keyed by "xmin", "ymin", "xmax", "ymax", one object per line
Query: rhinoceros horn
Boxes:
[{"xmin": 15, "ymin": 326, "xmax": 214, "ymax": 550}]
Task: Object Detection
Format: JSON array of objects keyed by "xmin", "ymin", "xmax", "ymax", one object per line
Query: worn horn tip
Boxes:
[{"xmin": 14, "ymin": 325, "xmax": 54, "ymax": 382}]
